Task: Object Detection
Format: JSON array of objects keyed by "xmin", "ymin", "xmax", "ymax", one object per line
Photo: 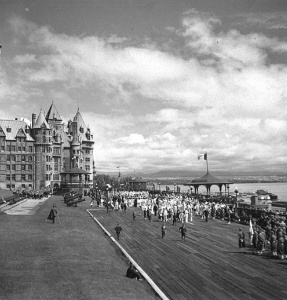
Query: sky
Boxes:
[{"xmin": 1, "ymin": 0, "xmax": 287, "ymax": 174}]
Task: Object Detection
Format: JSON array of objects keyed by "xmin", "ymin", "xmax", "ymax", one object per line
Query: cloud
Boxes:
[
  {"xmin": 233, "ymin": 11, "xmax": 287, "ymax": 30},
  {"xmin": 2, "ymin": 13, "xmax": 287, "ymax": 172}
]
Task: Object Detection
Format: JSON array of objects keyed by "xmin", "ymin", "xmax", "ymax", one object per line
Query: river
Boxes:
[{"xmin": 164, "ymin": 182, "xmax": 287, "ymax": 201}]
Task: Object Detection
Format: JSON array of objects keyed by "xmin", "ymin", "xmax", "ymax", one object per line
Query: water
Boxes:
[{"xmin": 164, "ymin": 182, "xmax": 287, "ymax": 201}]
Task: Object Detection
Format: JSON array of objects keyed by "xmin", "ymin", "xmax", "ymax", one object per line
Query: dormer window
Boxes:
[{"xmin": 80, "ymin": 126, "xmax": 84, "ymax": 133}]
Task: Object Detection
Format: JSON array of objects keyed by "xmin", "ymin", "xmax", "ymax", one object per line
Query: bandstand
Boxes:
[
  {"xmin": 184, "ymin": 172, "xmax": 233, "ymax": 199},
  {"xmin": 60, "ymin": 167, "xmax": 92, "ymax": 195},
  {"xmin": 129, "ymin": 177, "xmax": 147, "ymax": 191}
]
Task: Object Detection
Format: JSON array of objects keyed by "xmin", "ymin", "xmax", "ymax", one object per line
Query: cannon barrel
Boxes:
[{"xmin": 67, "ymin": 198, "xmax": 85, "ymax": 207}]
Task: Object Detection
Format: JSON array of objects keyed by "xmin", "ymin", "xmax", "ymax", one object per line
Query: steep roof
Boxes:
[
  {"xmin": 33, "ymin": 109, "xmax": 51, "ymax": 129},
  {"xmin": 46, "ymin": 101, "xmax": 62, "ymax": 121},
  {"xmin": 73, "ymin": 109, "xmax": 87, "ymax": 129},
  {"xmin": 72, "ymin": 108, "xmax": 94, "ymax": 143},
  {"xmin": 0, "ymin": 120, "xmax": 34, "ymax": 141}
]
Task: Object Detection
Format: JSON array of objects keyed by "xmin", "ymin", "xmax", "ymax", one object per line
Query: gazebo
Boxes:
[
  {"xmin": 129, "ymin": 177, "xmax": 147, "ymax": 191},
  {"xmin": 60, "ymin": 167, "xmax": 92, "ymax": 195},
  {"xmin": 184, "ymin": 172, "xmax": 233, "ymax": 198}
]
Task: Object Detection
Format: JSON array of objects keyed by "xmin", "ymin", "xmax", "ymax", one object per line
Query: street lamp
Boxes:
[
  {"xmin": 227, "ymin": 184, "xmax": 230, "ymax": 199},
  {"xmin": 234, "ymin": 187, "xmax": 239, "ymax": 206},
  {"xmin": 174, "ymin": 183, "xmax": 176, "ymax": 193},
  {"xmin": 159, "ymin": 183, "xmax": 161, "ymax": 193}
]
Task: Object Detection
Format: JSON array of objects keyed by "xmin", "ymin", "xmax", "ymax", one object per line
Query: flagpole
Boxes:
[{"xmin": 205, "ymin": 152, "xmax": 209, "ymax": 173}]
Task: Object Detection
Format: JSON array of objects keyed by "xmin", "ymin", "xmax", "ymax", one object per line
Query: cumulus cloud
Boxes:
[{"xmin": 1, "ymin": 12, "xmax": 287, "ymax": 172}]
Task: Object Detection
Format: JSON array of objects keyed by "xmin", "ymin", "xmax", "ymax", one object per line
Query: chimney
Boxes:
[{"xmin": 32, "ymin": 113, "xmax": 36, "ymax": 128}]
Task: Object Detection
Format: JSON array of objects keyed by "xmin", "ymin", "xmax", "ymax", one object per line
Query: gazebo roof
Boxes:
[
  {"xmin": 60, "ymin": 167, "xmax": 91, "ymax": 175},
  {"xmin": 185, "ymin": 172, "xmax": 232, "ymax": 185},
  {"xmin": 129, "ymin": 177, "xmax": 147, "ymax": 183}
]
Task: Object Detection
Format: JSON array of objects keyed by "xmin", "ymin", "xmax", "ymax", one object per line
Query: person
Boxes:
[
  {"xmin": 47, "ymin": 205, "xmax": 57, "ymax": 224},
  {"xmin": 204, "ymin": 206, "xmax": 209, "ymax": 222},
  {"xmin": 132, "ymin": 211, "xmax": 136, "ymax": 223},
  {"xmin": 179, "ymin": 224, "xmax": 187, "ymax": 242},
  {"xmin": 114, "ymin": 224, "xmax": 122, "ymax": 240},
  {"xmin": 238, "ymin": 228, "xmax": 245, "ymax": 249},
  {"xmin": 172, "ymin": 212, "xmax": 177, "ymax": 226},
  {"xmin": 90, "ymin": 200, "xmax": 94, "ymax": 208},
  {"xmin": 126, "ymin": 262, "xmax": 143, "ymax": 281},
  {"xmin": 161, "ymin": 224, "xmax": 166, "ymax": 239}
]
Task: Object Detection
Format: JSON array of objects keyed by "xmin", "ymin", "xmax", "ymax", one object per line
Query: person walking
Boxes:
[
  {"xmin": 161, "ymin": 224, "xmax": 166, "ymax": 239},
  {"xmin": 114, "ymin": 224, "xmax": 123, "ymax": 241},
  {"xmin": 179, "ymin": 224, "xmax": 187, "ymax": 241},
  {"xmin": 90, "ymin": 200, "xmax": 94, "ymax": 208},
  {"xmin": 47, "ymin": 205, "xmax": 58, "ymax": 224},
  {"xmin": 238, "ymin": 228, "xmax": 245, "ymax": 249},
  {"xmin": 132, "ymin": 211, "xmax": 136, "ymax": 222}
]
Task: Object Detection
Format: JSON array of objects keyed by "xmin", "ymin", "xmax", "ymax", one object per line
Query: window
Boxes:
[
  {"xmin": 11, "ymin": 146, "xmax": 15, "ymax": 152},
  {"xmin": 29, "ymin": 146, "xmax": 33, "ymax": 152},
  {"xmin": 6, "ymin": 175, "xmax": 10, "ymax": 181},
  {"xmin": 85, "ymin": 165, "xmax": 90, "ymax": 171},
  {"xmin": 1, "ymin": 145, "xmax": 4, "ymax": 151},
  {"xmin": 12, "ymin": 165, "xmax": 16, "ymax": 170},
  {"xmin": 28, "ymin": 165, "xmax": 32, "ymax": 170},
  {"xmin": 7, "ymin": 155, "xmax": 10, "ymax": 161},
  {"xmin": 21, "ymin": 165, "xmax": 25, "ymax": 171},
  {"xmin": 12, "ymin": 175, "xmax": 16, "ymax": 181},
  {"xmin": 6, "ymin": 165, "xmax": 10, "ymax": 170},
  {"xmin": 18, "ymin": 146, "xmax": 21, "ymax": 152},
  {"xmin": 6, "ymin": 184, "xmax": 10, "ymax": 189},
  {"xmin": 53, "ymin": 147, "xmax": 61, "ymax": 155},
  {"xmin": 7, "ymin": 145, "xmax": 11, "ymax": 151},
  {"xmin": 29, "ymin": 184, "xmax": 32, "ymax": 188},
  {"xmin": 12, "ymin": 155, "xmax": 16, "ymax": 161},
  {"xmin": 22, "ymin": 147, "xmax": 25, "ymax": 152},
  {"xmin": 21, "ymin": 155, "xmax": 25, "ymax": 162},
  {"xmin": 46, "ymin": 174, "xmax": 49, "ymax": 180},
  {"xmin": 28, "ymin": 156, "xmax": 32, "ymax": 162},
  {"xmin": 54, "ymin": 164, "xmax": 58, "ymax": 171},
  {"xmin": 22, "ymin": 184, "xmax": 25, "ymax": 188},
  {"xmin": 85, "ymin": 157, "xmax": 90, "ymax": 162},
  {"xmin": 28, "ymin": 175, "xmax": 32, "ymax": 181},
  {"xmin": 54, "ymin": 174, "xmax": 59, "ymax": 180},
  {"xmin": 6, "ymin": 127, "xmax": 11, "ymax": 133},
  {"xmin": 21, "ymin": 175, "xmax": 26, "ymax": 181},
  {"xmin": 85, "ymin": 150, "xmax": 90, "ymax": 154}
]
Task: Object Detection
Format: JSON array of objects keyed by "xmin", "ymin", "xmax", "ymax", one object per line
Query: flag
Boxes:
[{"xmin": 198, "ymin": 153, "xmax": 207, "ymax": 160}]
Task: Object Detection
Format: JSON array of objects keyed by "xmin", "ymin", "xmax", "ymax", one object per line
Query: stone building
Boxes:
[{"xmin": 0, "ymin": 102, "xmax": 94, "ymax": 192}]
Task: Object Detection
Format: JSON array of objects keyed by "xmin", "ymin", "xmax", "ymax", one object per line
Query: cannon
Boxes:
[
  {"xmin": 67, "ymin": 197, "xmax": 85, "ymax": 207},
  {"xmin": 64, "ymin": 192, "xmax": 80, "ymax": 204}
]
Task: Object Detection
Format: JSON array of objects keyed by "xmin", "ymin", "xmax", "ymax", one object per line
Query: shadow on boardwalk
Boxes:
[{"xmin": 91, "ymin": 207, "xmax": 287, "ymax": 300}]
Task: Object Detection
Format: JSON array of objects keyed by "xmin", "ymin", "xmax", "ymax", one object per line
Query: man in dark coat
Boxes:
[
  {"xmin": 47, "ymin": 205, "xmax": 57, "ymax": 224},
  {"xmin": 114, "ymin": 224, "xmax": 123, "ymax": 240}
]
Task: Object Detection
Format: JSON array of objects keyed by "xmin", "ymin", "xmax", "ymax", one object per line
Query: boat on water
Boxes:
[{"xmin": 255, "ymin": 189, "xmax": 278, "ymax": 201}]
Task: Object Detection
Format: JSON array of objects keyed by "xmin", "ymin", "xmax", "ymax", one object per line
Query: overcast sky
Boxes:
[{"xmin": 1, "ymin": 0, "xmax": 287, "ymax": 174}]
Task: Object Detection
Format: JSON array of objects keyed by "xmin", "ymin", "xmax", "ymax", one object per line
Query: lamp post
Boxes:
[
  {"xmin": 234, "ymin": 187, "xmax": 239, "ymax": 207},
  {"xmin": 159, "ymin": 183, "xmax": 161, "ymax": 194},
  {"xmin": 174, "ymin": 183, "xmax": 176, "ymax": 193},
  {"xmin": 227, "ymin": 184, "xmax": 230, "ymax": 200}
]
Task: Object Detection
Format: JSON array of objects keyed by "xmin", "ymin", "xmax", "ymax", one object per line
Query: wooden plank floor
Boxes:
[{"xmin": 90, "ymin": 207, "xmax": 287, "ymax": 300}]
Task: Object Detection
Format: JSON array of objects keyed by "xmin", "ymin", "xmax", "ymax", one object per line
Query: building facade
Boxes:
[{"xmin": 0, "ymin": 102, "xmax": 94, "ymax": 191}]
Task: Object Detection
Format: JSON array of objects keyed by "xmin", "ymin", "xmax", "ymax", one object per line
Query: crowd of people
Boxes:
[{"xmin": 105, "ymin": 190, "xmax": 287, "ymax": 260}]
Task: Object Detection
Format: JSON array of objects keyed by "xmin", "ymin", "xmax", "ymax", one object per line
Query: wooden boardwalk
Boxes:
[{"xmin": 90, "ymin": 207, "xmax": 287, "ymax": 300}]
